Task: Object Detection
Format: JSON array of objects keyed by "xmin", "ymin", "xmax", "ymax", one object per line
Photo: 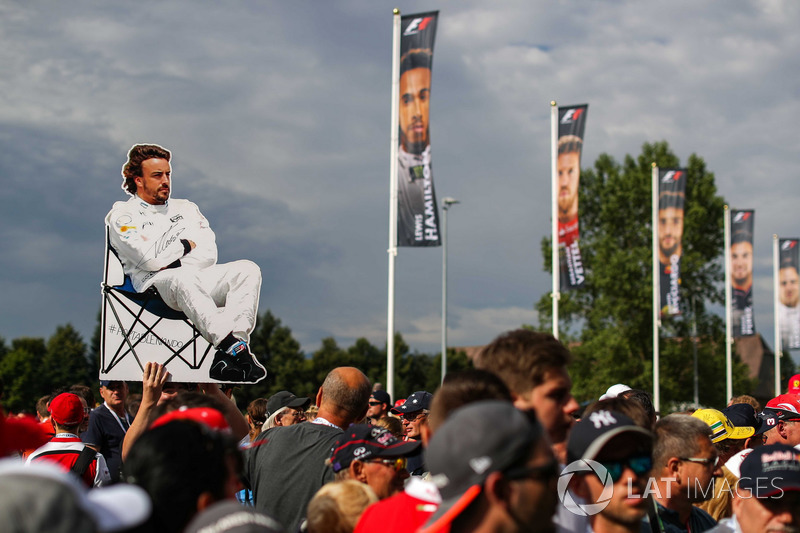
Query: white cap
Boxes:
[{"xmin": 599, "ymin": 383, "xmax": 632, "ymax": 401}]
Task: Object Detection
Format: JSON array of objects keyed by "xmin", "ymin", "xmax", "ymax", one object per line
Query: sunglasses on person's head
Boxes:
[
  {"xmin": 365, "ymin": 457, "xmax": 408, "ymax": 472},
  {"xmin": 598, "ymin": 454, "xmax": 653, "ymax": 483}
]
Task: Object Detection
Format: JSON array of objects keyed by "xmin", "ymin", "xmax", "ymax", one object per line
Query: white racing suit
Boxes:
[{"xmin": 106, "ymin": 195, "xmax": 261, "ymax": 348}]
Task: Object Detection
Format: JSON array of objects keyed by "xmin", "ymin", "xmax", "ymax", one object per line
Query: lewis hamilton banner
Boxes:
[
  {"xmin": 397, "ymin": 11, "xmax": 441, "ymax": 247},
  {"xmin": 557, "ymin": 104, "xmax": 588, "ymax": 289},
  {"xmin": 657, "ymin": 169, "xmax": 687, "ymax": 316}
]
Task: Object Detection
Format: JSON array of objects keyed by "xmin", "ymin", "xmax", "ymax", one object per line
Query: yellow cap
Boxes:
[{"xmin": 692, "ymin": 408, "xmax": 755, "ymax": 443}]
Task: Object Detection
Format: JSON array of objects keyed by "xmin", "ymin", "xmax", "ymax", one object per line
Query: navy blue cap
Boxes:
[
  {"xmin": 391, "ymin": 391, "xmax": 432, "ymax": 414},
  {"xmin": 328, "ymin": 424, "xmax": 421, "ymax": 473},
  {"xmin": 739, "ymin": 444, "xmax": 800, "ymax": 497}
]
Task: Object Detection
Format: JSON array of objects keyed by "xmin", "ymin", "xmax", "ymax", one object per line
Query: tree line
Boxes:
[{"xmin": 0, "ymin": 312, "xmax": 472, "ymax": 414}]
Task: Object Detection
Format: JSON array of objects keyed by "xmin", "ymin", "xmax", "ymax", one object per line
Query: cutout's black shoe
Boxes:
[{"xmin": 209, "ymin": 342, "xmax": 266, "ymax": 383}]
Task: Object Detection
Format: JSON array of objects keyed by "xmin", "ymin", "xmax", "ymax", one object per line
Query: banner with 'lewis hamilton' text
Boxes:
[
  {"xmin": 397, "ymin": 11, "xmax": 440, "ymax": 247},
  {"xmin": 657, "ymin": 169, "xmax": 687, "ymax": 316},
  {"xmin": 730, "ymin": 210, "xmax": 755, "ymax": 337},
  {"xmin": 557, "ymin": 104, "xmax": 588, "ymax": 289}
]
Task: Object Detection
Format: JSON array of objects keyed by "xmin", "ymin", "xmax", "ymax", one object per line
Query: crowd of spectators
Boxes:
[{"xmin": 1, "ymin": 331, "xmax": 800, "ymax": 533}]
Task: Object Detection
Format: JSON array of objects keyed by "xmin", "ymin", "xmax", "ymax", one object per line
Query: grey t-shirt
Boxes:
[{"xmin": 243, "ymin": 422, "xmax": 342, "ymax": 532}]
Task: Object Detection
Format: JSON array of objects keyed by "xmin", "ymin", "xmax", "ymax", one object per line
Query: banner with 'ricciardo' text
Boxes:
[
  {"xmin": 557, "ymin": 104, "xmax": 588, "ymax": 289},
  {"xmin": 779, "ymin": 238, "xmax": 800, "ymax": 350},
  {"xmin": 397, "ymin": 11, "xmax": 440, "ymax": 247},
  {"xmin": 730, "ymin": 210, "xmax": 755, "ymax": 337},
  {"xmin": 657, "ymin": 169, "xmax": 687, "ymax": 316}
]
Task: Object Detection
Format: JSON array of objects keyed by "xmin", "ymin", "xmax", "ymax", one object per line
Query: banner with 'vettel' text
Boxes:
[
  {"xmin": 730, "ymin": 210, "xmax": 755, "ymax": 337},
  {"xmin": 557, "ymin": 104, "xmax": 588, "ymax": 290},
  {"xmin": 657, "ymin": 169, "xmax": 687, "ymax": 316},
  {"xmin": 397, "ymin": 11, "xmax": 441, "ymax": 247},
  {"xmin": 779, "ymin": 238, "xmax": 800, "ymax": 349}
]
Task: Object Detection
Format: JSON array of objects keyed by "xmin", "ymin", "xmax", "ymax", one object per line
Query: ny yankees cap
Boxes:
[{"xmin": 567, "ymin": 410, "xmax": 652, "ymax": 464}]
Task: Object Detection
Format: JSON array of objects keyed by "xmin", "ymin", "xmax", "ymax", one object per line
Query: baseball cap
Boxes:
[
  {"xmin": 392, "ymin": 391, "xmax": 432, "ymax": 414},
  {"xmin": 723, "ymin": 403, "xmax": 771, "ymax": 436},
  {"xmin": 266, "ymin": 391, "xmax": 311, "ymax": 417},
  {"xmin": 49, "ymin": 393, "xmax": 85, "ymax": 426},
  {"xmin": 599, "ymin": 384, "xmax": 632, "ymax": 401},
  {"xmin": 371, "ymin": 390, "xmax": 391, "ymax": 405},
  {"xmin": 420, "ymin": 401, "xmax": 546, "ymax": 533},
  {"xmin": 789, "ymin": 374, "xmax": 800, "ymax": 394},
  {"xmin": 328, "ymin": 424, "xmax": 421, "ymax": 473},
  {"xmin": 184, "ymin": 500, "xmax": 282, "ymax": 533},
  {"xmin": 763, "ymin": 393, "xmax": 800, "ymax": 421},
  {"xmin": 567, "ymin": 410, "xmax": 652, "ymax": 464},
  {"xmin": 150, "ymin": 407, "xmax": 231, "ymax": 433},
  {"xmin": 0, "ymin": 458, "xmax": 151, "ymax": 532},
  {"xmin": 99, "ymin": 380, "xmax": 124, "ymax": 388},
  {"xmin": 692, "ymin": 408, "xmax": 755, "ymax": 442},
  {"xmin": 738, "ymin": 444, "xmax": 800, "ymax": 497}
]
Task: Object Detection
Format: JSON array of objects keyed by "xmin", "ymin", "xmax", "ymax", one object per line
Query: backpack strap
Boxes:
[{"xmin": 71, "ymin": 446, "xmax": 96, "ymax": 478}]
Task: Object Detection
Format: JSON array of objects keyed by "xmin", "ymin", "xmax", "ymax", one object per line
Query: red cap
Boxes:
[
  {"xmin": 150, "ymin": 407, "xmax": 230, "ymax": 432},
  {"xmin": 49, "ymin": 393, "xmax": 85, "ymax": 426},
  {"xmin": 764, "ymin": 394, "xmax": 800, "ymax": 421},
  {"xmin": 788, "ymin": 374, "xmax": 800, "ymax": 394}
]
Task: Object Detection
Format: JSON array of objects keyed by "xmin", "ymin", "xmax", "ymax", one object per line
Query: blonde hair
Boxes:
[{"xmin": 306, "ymin": 480, "xmax": 378, "ymax": 533}]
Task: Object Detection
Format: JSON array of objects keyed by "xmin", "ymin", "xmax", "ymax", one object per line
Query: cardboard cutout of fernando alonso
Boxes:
[{"xmin": 106, "ymin": 143, "xmax": 266, "ymax": 383}]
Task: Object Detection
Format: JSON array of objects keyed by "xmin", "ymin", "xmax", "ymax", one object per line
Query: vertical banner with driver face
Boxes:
[
  {"xmin": 730, "ymin": 210, "xmax": 755, "ymax": 336},
  {"xmin": 556, "ymin": 104, "xmax": 588, "ymax": 289},
  {"xmin": 657, "ymin": 169, "xmax": 687, "ymax": 316},
  {"xmin": 397, "ymin": 12, "xmax": 441, "ymax": 247},
  {"xmin": 779, "ymin": 238, "xmax": 800, "ymax": 350}
]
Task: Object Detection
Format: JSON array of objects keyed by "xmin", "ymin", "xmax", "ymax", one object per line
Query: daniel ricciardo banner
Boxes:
[
  {"xmin": 557, "ymin": 104, "xmax": 588, "ymax": 289},
  {"xmin": 730, "ymin": 210, "xmax": 755, "ymax": 337},
  {"xmin": 397, "ymin": 11, "xmax": 441, "ymax": 247},
  {"xmin": 657, "ymin": 169, "xmax": 687, "ymax": 316}
]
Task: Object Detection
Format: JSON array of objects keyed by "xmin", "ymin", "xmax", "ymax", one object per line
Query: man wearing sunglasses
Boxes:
[
  {"xmin": 366, "ymin": 390, "xmax": 392, "ymax": 423},
  {"xmin": 651, "ymin": 415, "xmax": 721, "ymax": 533},
  {"xmin": 393, "ymin": 391, "xmax": 433, "ymax": 476},
  {"xmin": 565, "ymin": 409, "xmax": 653, "ymax": 533},
  {"xmin": 328, "ymin": 424, "xmax": 421, "ymax": 500}
]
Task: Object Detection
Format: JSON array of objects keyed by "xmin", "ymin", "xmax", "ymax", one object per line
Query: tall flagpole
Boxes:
[
  {"xmin": 652, "ymin": 163, "xmax": 660, "ymax": 414},
  {"xmin": 724, "ymin": 206, "xmax": 733, "ymax": 401},
  {"xmin": 386, "ymin": 9, "xmax": 401, "ymax": 401},
  {"xmin": 550, "ymin": 101, "xmax": 560, "ymax": 339},
  {"xmin": 773, "ymin": 235, "xmax": 781, "ymax": 396}
]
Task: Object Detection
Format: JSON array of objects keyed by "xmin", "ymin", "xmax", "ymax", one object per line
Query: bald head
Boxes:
[{"xmin": 318, "ymin": 367, "xmax": 372, "ymax": 427}]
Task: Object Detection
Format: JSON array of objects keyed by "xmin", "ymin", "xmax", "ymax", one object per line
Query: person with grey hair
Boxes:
[
  {"xmin": 263, "ymin": 391, "xmax": 311, "ymax": 430},
  {"xmin": 651, "ymin": 414, "xmax": 720, "ymax": 533},
  {"xmin": 243, "ymin": 367, "xmax": 371, "ymax": 533}
]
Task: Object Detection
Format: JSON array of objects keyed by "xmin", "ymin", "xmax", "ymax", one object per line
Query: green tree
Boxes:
[
  {"xmin": 536, "ymin": 141, "xmax": 754, "ymax": 408},
  {"xmin": 0, "ymin": 338, "xmax": 47, "ymax": 413},
  {"xmin": 42, "ymin": 324, "xmax": 92, "ymax": 390}
]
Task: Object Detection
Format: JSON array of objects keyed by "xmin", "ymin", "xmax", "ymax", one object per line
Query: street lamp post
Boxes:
[{"xmin": 441, "ymin": 197, "xmax": 460, "ymax": 384}]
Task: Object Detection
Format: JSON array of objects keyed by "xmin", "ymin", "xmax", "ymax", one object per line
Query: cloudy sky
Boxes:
[{"xmin": 1, "ymin": 1, "xmax": 798, "ymax": 365}]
